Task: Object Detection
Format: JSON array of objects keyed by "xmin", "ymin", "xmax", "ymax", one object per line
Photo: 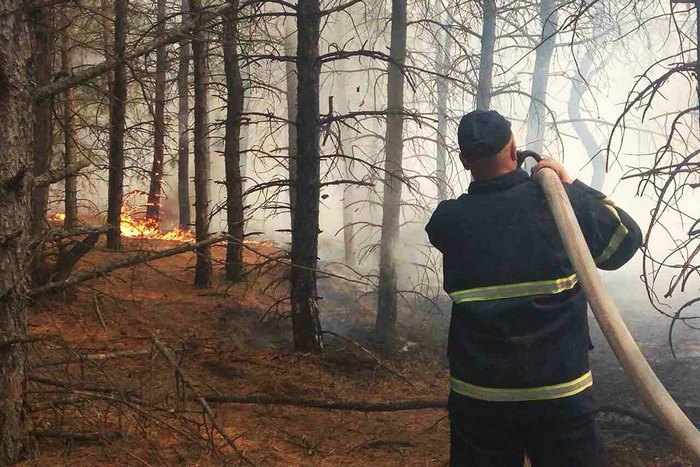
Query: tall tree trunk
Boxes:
[
  {"xmin": 476, "ymin": 0, "xmax": 496, "ymax": 110},
  {"xmin": 435, "ymin": 11, "xmax": 452, "ymax": 202},
  {"xmin": 240, "ymin": 63, "xmax": 252, "ymax": 179},
  {"xmin": 567, "ymin": 52, "xmax": 605, "ymax": 190},
  {"xmin": 31, "ymin": 6, "xmax": 53, "ymax": 277},
  {"xmin": 376, "ymin": 0, "xmax": 407, "ymax": 342},
  {"xmin": 146, "ymin": 0, "xmax": 167, "ymax": 221},
  {"xmin": 336, "ymin": 78, "xmax": 357, "ymax": 267},
  {"xmin": 106, "ymin": 0, "xmax": 129, "ymax": 250},
  {"xmin": 525, "ymin": 0, "xmax": 558, "ymax": 154},
  {"xmin": 284, "ymin": 23, "xmax": 298, "ymax": 227},
  {"xmin": 61, "ymin": 8, "xmax": 79, "ymax": 228},
  {"xmin": 101, "ymin": 0, "xmax": 114, "ymax": 91},
  {"xmin": 191, "ymin": 0, "xmax": 212, "ymax": 288},
  {"xmin": 178, "ymin": 0, "xmax": 191, "ymax": 230},
  {"xmin": 0, "ymin": 1, "xmax": 33, "ymax": 461},
  {"xmin": 223, "ymin": 0, "xmax": 245, "ymax": 282},
  {"xmin": 291, "ymin": 0, "xmax": 324, "ymax": 353}
]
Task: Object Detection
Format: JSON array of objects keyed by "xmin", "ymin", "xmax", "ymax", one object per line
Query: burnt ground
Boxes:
[{"xmin": 20, "ymin": 238, "xmax": 697, "ymax": 466}]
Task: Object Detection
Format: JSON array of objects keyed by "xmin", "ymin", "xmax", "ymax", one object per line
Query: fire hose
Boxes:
[{"xmin": 523, "ymin": 151, "xmax": 700, "ymax": 463}]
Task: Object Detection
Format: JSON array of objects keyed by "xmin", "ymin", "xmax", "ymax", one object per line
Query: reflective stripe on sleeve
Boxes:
[
  {"xmin": 594, "ymin": 205, "xmax": 629, "ymax": 265},
  {"xmin": 448, "ymin": 274, "xmax": 578, "ymax": 304},
  {"xmin": 450, "ymin": 371, "xmax": 593, "ymax": 402}
]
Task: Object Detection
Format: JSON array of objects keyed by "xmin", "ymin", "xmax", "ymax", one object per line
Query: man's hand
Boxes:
[{"xmin": 532, "ymin": 158, "xmax": 573, "ymax": 184}]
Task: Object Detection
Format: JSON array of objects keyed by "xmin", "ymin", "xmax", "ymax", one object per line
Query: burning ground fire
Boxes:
[{"xmin": 50, "ymin": 207, "xmax": 194, "ymax": 242}]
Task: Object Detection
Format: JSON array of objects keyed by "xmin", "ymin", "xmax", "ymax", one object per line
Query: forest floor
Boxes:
[{"xmin": 20, "ymin": 237, "xmax": 696, "ymax": 466}]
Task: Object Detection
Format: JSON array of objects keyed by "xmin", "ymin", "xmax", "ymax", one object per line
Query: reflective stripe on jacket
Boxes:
[{"xmin": 425, "ymin": 169, "xmax": 642, "ymax": 404}]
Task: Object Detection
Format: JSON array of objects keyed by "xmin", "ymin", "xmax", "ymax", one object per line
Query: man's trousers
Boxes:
[{"xmin": 448, "ymin": 392, "xmax": 607, "ymax": 467}]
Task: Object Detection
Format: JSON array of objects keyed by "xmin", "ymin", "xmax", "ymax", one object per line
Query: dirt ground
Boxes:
[{"xmin": 20, "ymin": 237, "xmax": 695, "ymax": 466}]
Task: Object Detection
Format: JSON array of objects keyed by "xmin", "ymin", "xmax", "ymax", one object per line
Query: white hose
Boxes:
[{"xmin": 534, "ymin": 168, "xmax": 700, "ymax": 464}]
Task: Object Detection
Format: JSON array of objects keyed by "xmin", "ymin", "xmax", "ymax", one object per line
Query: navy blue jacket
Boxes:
[{"xmin": 426, "ymin": 169, "xmax": 642, "ymax": 417}]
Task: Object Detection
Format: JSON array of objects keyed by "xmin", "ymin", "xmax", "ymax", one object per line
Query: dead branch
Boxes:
[
  {"xmin": 151, "ymin": 336, "xmax": 255, "ymax": 465},
  {"xmin": 32, "ymin": 3, "xmax": 235, "ymax": 101},
  {"xmin": 31, "ymin": 430, "xmax": 124, "ymax": 442},
  {"xmin": 33, "ymin": 233, "xmax": 228, "ymax": 296},
  {"xmin": 31, "ymin": 348, "xmax": 152, "ymax": 369},
  {"xmin": 201, "ymin": 394, "xmax": 669, "ymax": 433},
  {"xmin": 322, "ymin": 330, "xmax": 413, "ymax": 386},
  {"xmin": 44, "ymin": 224, "xmax": 114, "ymax": 242},
  {"xmin": 29, "ymin": 395, "xmax": 88, "ymax": 412},
  {"xmin": 0, "ymin": 334, "xmax": 56, "ymax": 349},
  {"xmin": 28, "ymin": 375, "xmax": 141, "ymax": 397},
  {"xmin": 52, "ymin": 230, "xmax": 102, "ymax": 282},
  {"xmin": 202, "ymin": 394, "xmax": 446, "ymax": 412},
  {"xmin": 34, "ymin": 159, "xmax": 90, "ymax": 187}
]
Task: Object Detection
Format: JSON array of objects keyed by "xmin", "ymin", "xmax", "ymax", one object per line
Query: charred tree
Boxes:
[
  {"xmin": 191, "ymin": 0, "xmax": 212, "ymax": 288},
  {"xmin": 0, "ymin": 0, "xmax": 33, "ymax": 462},
  {"xmin": 476, "ymin": 0, "xmax": 496, "ymax": 110},
  {"xmin": 525, "ymin": 0, "xmax": 558, "ymax": 154},
  {"xmin": 31, "ymin": 5, "xmax": 53, "ymax": 276},
  {"xmin": 146, "ymin": 0, "xmax": 168, "ymax": 221},
  {"xmin": 106, "ymin": 0, "xmax": 129, "ymax": 250},
  {"xmin": 284, "ymin": 23, "xmax": 298, "ymax": 226},
  {"xmin": 178, "ymin": 0, "xmax": 191, "ymax": 230},
  {"xmin": 290, "ymin": 0, "xmax": 324, "ymax": 353},
  {"xmin": 61, "ymin": 8, "xmax": 78, "ymax": 228},
  {"xmin": 567, "ymin": 52, "xmax": 605, "ymax": 190},
  {"xmin": 223, "ymin": 0, "xmax": 245, "ymax": 282},
  {"xmin": 376, "ymin": 0, "xmax": 407, "ymax": 342}
]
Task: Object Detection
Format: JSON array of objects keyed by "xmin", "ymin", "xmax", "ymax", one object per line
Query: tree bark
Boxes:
[
  {"xmin": 146, "ymin": 0, "xmax": 168, "ymax": 221},
  {"xmin": 178, "ymin": 0, "xmax": 191, "ymax": 230},
  {"xmin": 435, "ymin": 9, "xmax": 452, "ymax": 202},
  {"xmin": 0, "ymin": 1, "xmax": 33, "ymax": 462},
  {"xmin": 290, "ymin": 0, "xmax": 324, "ymax": 353},
  {"xmin": 31, "ymin": 5, "xmax": 53, "ymax": 269},
  {"xmin": 476, "ymin": 0, "xmax": 496, "ymax": 110},
  {"xmin": 567, "ymin": 52, "xmax": 605, "ymax": 190},
  {"xmin": 101, "ymin": 0, "xmax": 113, "ymax": 91},
  {"xmin": 191, "ymin": 0, "xmax": 212, "ymax": 288},
  {"xmin": 525, "ymin": 0, "xmax": 558, "ymax": 154},
  {"xmin": 223, "ymin": 0, "xmax": 245, "ymax": 282},
  {"xmin": 376, "ymin": 0, "xmax": 407, "ymax": 342},
  {"xmin": 284, "ymin": 23, "xmax": 298, "ymax": 227},
  {"xmin": 61, "ymin": 7, "xmax": 78, "ymax": 228},
  {"xmin": 106, "ymin": 0, "xmax": 129, "ymax": 250}
]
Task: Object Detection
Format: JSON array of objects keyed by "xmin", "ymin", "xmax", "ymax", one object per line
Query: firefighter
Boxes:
[{"xmin": 426, "ymin": 110, "xmax": 643, "ymax": 467}]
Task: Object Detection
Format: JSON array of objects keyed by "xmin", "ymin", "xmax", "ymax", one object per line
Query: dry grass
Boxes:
[{"xmin": 20, "ymin": 237, "xmax": 690, "ymax": 466}]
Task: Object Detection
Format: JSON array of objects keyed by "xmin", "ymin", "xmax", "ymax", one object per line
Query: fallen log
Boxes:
[{"xmin": 33, "ymin": 233, "xmax": 227, "ymax": 296}]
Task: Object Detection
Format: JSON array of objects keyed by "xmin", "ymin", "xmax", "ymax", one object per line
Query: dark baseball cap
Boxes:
[{"xmin": 458, "ymin": 110, "xmax": 512, "ymax": 161}]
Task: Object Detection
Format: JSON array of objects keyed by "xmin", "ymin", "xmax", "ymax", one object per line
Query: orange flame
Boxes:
[
  {"xmin": 119, "ymin": 208, "xmax": 194, "ymax": 242},
  {"xmin": 50, "ymin": 212, "xmax": 66, "ymax": 223},
  {"xmin": 49, "ymin": 196, "xmax": 194, "ymax": 242}
]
